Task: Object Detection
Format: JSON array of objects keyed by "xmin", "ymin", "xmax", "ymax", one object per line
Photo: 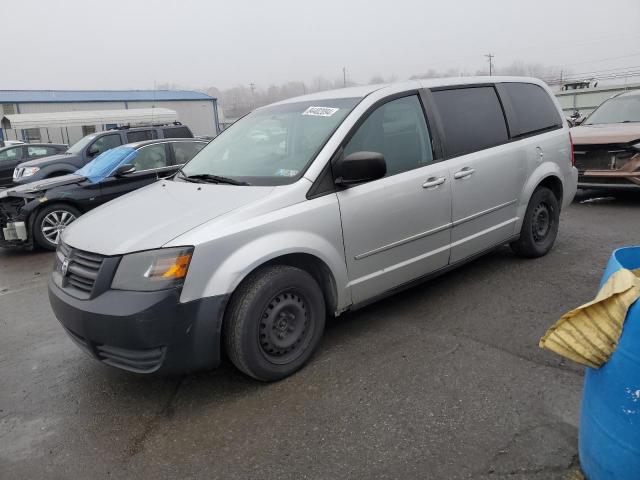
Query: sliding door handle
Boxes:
[{"xmin": 453, "ymin": 167, "xmax": 475, "ymax": 179}]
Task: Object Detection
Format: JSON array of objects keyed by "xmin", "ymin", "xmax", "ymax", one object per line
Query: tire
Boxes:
[
  {"xmin": 32, "ymin": 203, "xmax": 81, "ymax": 250},
  {"xmin": 510, "ymin": 186, "xmax": 559, "ymax": 258},
  {"xmin": 224, "ymin": 265, "xmax": 326, "ymax": 382}
]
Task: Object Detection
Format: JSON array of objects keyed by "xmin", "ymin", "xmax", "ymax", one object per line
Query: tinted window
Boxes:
[
  {"xmin": 91, "ymin": 134, "xmax": 122, "ymax": 156},
  {"xmin": 131, "ymin": 144, "xmax": 168, "ymax": 171},
  {"xmin": 432, "ymin": 86, "xmax": 508, "ymax": 157},
  {"xmin": 501, "ymin": 83, "xmax": 561, "ymax": 135},
  {"xmin": 0, "ymin": 147, "xmax": 22, "ymax": 162},
  {"xmin": 171, "ymin": 141, "xmax": 206, "ymax": 164},
  {"xmin": 162, "ymin": 126, "xmax": 192, "ymax": 138},
  {"xmin": 127, "ymin": 130, "xmax": 155, "ymax": 143},
  {"xmin": 344, "ymin": 95, "xmax": 433, "ymax": 176}
]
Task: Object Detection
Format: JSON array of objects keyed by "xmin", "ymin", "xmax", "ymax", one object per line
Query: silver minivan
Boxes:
[{"xmin": 48, "ymin": 77, "xmax": 578, "ymax": 381}]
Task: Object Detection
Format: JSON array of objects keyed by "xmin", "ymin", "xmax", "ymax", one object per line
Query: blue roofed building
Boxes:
[{"xmin": 0, "ymin": 90, "xmax": 220, "ymax": 144}]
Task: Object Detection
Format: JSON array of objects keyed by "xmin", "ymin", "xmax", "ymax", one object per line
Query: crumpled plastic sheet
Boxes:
[{"xmin": 540, "ymin": 268, "xmax": 640, "ymax": 368}]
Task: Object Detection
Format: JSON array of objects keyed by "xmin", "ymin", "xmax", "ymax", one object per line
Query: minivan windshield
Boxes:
[
  {"xmin": 585, "ymin": 95, "xmax": 640, "ymax": 125},
  {"xmin": 66, "ymin": 133, "xmax": 98, "ymax": 155},
  {"xmin": 179, "ymin": 97, "xmax": 360, "ymax": 186}
]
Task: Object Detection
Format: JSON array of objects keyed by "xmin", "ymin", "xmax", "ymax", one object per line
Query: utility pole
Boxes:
[
  {"xmin": 484, "ymin": 53, "xmax": 494, "ymax": 76},
  {"xmin": 343, "ymin": 67, "xmax": 346, "ymax": 87}
]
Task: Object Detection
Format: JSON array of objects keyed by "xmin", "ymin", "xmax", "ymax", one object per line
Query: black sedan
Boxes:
[
  {"xmin": 0, "ymin": 143, "xmax": 68, "ymax": 187},
  {"xmin": 0, "ymin": 138, "xmax": 207, "ymax": 250}
]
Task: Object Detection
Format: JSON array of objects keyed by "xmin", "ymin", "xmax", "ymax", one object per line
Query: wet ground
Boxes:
[{"xmin": 1, "ymin": 189, "xmax": 638, "ymax": 479}]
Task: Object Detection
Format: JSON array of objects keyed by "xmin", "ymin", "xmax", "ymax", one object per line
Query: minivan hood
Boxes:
[
  {"xmin": 571, "ymin": 123, "xmax": 640, "ymax": 145},
  {"xmin": 62, "ymin": 180, "xmax": 274, "ymax": 255},
  {"xmin": 18, "ymin": 152, "xmax": 77, "ymax": 168}
]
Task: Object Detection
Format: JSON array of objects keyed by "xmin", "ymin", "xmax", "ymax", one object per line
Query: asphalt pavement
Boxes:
[{"xmin": 1, "ymin": 189, "xmax": 638, "ymax": 479}]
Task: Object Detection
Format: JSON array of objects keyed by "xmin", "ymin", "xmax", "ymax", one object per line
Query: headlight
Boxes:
[
  {"xmin": 111, "ymin": 247, "xmax": 194, "ymax": 291},
  {"xmin": 21, "ymin": 166, "xmax": 41, "ymax": 177},
  {"xmin": 632, "ymin": 142, "xmax": 640, "ymax": 152}
]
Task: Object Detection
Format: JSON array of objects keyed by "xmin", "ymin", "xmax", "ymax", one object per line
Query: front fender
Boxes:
[
  {"xmin": 177, "ymin": 194, "xmax": 351, "ymax": 311},
  {"xmin": 205, "ymin": 231, "xmax": 350, "ymax": 309}
]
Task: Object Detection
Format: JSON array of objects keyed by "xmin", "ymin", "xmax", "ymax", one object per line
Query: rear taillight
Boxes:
[{"xmin": 569, "ymin": 131, "xmax": 575, "ymax": 166}]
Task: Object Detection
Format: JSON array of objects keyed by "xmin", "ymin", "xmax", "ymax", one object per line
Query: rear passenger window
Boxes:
[
  {"xmin": 343, "ymin": 95, "xmax": 433, "ymax": 176},
  {"xmin": 501, "ymin": 83, "xmax": 562, "ymax": 136},
  {"xmin": 126, "ymin": 130, "xmax": 156, "ymax": 143},
  {"xmin": 162, "ymin": 126, "xmax": 192, "ymax": 138},
  {"xmin": 432, "ymin": 86, "xmax": 508, "ymax": 157}
]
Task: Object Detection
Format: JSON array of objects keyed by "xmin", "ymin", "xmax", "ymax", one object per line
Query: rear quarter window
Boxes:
[
  {"xmin": 432, "ymin": 86, "xmax": 508, "ymax": 158},
  {"xmin": 126, "ymin": 130, "xmax": 156, "ymax": 143},
  {"xmin": 500, "ymin": 83, "xmax": 562, "ymax": 137},
  {"xmin": 162, "ymin": 126, "xmax": 193, "ymax": 138}
]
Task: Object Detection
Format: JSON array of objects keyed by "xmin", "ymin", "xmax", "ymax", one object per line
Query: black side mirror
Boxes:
[
  {"xmin": 87, "ymin": 145, "xmax": 100, "ymax": 157},
  {"xmin": 114, "ymin": 164, "xmax": 136, "ymax": 177},
  {"xmin": 334, "ymin": 151, "xmax": 386, "ymax": 186}
]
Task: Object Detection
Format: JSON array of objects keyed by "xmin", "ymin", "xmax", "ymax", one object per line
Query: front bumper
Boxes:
[{"xmin": 48, "ymin": 278, "xmax": 228, "ymax": 374}]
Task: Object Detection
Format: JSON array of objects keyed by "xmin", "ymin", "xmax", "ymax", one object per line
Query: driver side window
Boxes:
[
  {"xmin": 90, "ymin": 134, "xmax": 122, "ymax": 156},
  {"xmin": 343, "ymin": 95, "xmax": 433, "ymax": 176}
]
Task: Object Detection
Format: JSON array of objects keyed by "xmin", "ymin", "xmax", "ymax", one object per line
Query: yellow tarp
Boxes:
[{"xmin": 540, "ymin": 268, "xmax": 640, "ymax": 368}]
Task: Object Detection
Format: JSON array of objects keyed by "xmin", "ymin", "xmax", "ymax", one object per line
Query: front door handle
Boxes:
[
  {"xmin": 422, "ymin": 176, "xmax": 446, "ymax": 189},
  {"xmin": 453, "ymin": 167, "xmax": 475, "ymax": 179}
]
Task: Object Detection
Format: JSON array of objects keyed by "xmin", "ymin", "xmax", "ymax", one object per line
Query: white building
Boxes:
[{"xmin": 0, "ymin": 90, "xmax": 220, "ymax": 145}]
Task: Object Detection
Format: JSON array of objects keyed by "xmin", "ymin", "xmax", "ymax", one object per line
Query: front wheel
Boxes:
[
  {"xmin": 33, "ymin": 204, "xmax": 81, "ymax": 250},
  {"xmin": 510, "ymin": 186, "xmax": 559, "ymax": 258},
  {"xmin": 224, "ymin": 265, "xmax": 326, "ymax": 381}
]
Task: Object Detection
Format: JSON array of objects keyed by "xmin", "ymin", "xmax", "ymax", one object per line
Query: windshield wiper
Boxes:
[{"xmin": 180, "ymin": 172, "xmax": 250, "ymax": 186}]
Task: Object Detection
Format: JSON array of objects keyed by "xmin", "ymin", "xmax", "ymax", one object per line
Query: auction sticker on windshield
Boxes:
[{"xmin": 302, "ymin": 106, "xmax": 339, "ymax": 117}]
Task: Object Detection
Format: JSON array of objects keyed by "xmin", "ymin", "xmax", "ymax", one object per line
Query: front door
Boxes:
[
  {"xmin": 97, "ymin": 143, "xmax": 171, "ymax": 205},
  {"xmin": 430, "ymin": 86, "xmax": 525, "ymax": 263},
  {"xmin": 336, "ymin": 94, "xmax": 452, "ymax": 304}
]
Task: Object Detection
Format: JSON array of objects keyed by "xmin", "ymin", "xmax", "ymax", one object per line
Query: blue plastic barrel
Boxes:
[{"xmin": 580, "ymin": 246, "xmax": 640, "ymax": 480}]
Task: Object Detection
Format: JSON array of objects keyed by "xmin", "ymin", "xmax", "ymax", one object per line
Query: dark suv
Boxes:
[{"xmin": 12, "ymin": 123, "xmax": 193, "ymax": 185}]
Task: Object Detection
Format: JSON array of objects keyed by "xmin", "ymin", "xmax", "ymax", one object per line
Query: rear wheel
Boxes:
[
  {"xmin": 224, "ymin": 265, "xmax": 326, "ymax": 381},
  {"xmin": 33, "ymin": 204, "xmax": 81, "ymax": 250},
  {"xmin": 510, "ymin": 187, "xmax": 559, "ymax": 258}
]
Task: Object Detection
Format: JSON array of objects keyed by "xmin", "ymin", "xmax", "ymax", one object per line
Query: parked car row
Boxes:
[
  {"xmin": 43, "ymin": 76, "xmax": 578, "ymax": 381},
  {"xmin": 0, "ymin": 138, "xmax": 206, "ymax": 250},
  {"xmin": 11, "ymin": 123, "xmax": 193, "ymax": 186},
  {"xmin": 0, "ymin": 143, "xmax": 68, "ymax": 186}
]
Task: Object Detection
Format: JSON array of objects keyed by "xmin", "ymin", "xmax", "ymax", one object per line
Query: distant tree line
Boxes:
[{"xmin": 159, "ymin": 62, "xmax": 568, "ymax": 120}]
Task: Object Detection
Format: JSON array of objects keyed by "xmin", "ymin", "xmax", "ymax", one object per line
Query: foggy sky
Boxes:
[{"xmin": 2, "ymin": 0, "xmax": 639, "ymax": 90}]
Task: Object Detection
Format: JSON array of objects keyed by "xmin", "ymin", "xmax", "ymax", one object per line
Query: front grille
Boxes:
[
  {"xmin": 57, "ymin": 243, "xmax": 108, "ymax": 298},
  {"xmin": 96, "ymin": 345, "xmax": 165, "ymax": 373},
  {"xmin": 574, "ymin": 144, "xmax": 636, "ymax": 172}
]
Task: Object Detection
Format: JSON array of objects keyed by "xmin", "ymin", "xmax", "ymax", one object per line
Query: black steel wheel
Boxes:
[
  {"xmin": 224, "ymin": 265, "xmax": 326, "ymax": 381},
  {"xmin": 510, "ymin": 186, "xmax": 560, "ymax": 258}
]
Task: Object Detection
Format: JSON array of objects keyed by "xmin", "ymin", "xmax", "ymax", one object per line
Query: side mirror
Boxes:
[
  {"xmin": 87, "ymin": 145, "xmax": 100, "ymax": 157},
  {"xmin": 573, "ymin": 117, "xmax": 585, "ymax": 126},
  {"xmin": 114, "ymin": 164, "xmax": 136, "ymax": 177},
  {"xmin": 334, "ymin": 151, "xmax": 386, "ymax": 186}
]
